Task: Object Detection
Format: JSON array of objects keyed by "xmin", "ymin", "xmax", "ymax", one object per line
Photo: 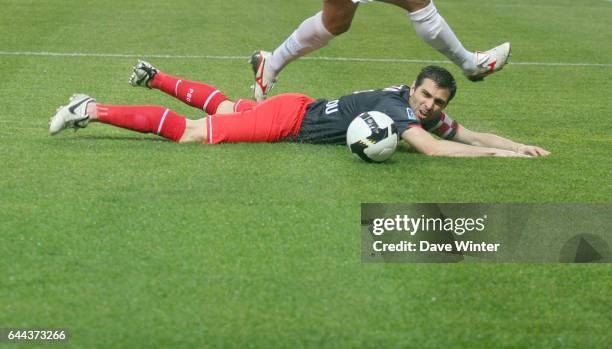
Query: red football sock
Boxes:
[
  {"xmin": 150, "ymin": 72, "xmax": 228, "ymax": 114},
  {"xmin": 96, "ymin": 104, "xmax": 186, "ymax": 142}
]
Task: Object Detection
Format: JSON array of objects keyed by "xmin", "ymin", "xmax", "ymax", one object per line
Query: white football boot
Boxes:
[
  {"xmin": 464, "ymin": 42, "xmax": 511, "ymax": 82},
  {"xmin": 249, "ymin": 50, "xmax": 276, "ymax": 101},
  {"xmin": 129, "ymin": 60, "xmax": 158, "ymax": 88},
  {"xmin": 49, "ymin": 94, "xmax": 95, "ymax": 135}
]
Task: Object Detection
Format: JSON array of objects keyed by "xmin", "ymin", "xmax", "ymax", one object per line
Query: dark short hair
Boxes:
[{"xmin": 415, "ymin": 65, "xmax": 457, "ymax": 102}]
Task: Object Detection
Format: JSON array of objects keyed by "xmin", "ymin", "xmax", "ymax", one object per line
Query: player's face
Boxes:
[{"xmin": 409, "ymin": 79, "xmax": 451, "ymax": 120}]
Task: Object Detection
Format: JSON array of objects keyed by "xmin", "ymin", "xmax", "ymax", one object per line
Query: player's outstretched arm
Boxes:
[
  {"xmin": 402, "ymin": 127, "xmax": 529, "ymax": 157},
  {"xmin": 452, "ymin": 126, "xmax": 551, "ymax": 157}
]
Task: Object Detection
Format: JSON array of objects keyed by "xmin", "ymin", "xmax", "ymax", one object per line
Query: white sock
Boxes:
[
  {"xmin": 268, "ymin": 12, "xmax": 335, "ymax": 75},
  {"xmin": 408, "ymin": 1, "xmax": 476, "ymax": 72}
]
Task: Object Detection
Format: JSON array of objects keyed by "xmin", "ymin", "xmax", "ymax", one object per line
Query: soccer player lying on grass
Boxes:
[{"xmin": 49, "ymin": 63, "xmax": 549, "ymax": 158}]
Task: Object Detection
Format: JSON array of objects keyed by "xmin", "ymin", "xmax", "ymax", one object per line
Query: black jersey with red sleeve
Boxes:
[
  {"xmin": 295, "ymin": 85, "xmax": 422, "ymax": 144},
  {"xmin": 295, "ymin": 85, "xmax": 462, "ymax": 144}
]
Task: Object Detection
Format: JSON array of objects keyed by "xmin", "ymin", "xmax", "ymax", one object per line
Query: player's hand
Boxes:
[
  {"xmin": 494, "ymin": 149, "xmax": 531, "ymax": 157},
  {"xmin": 516, "ymin": 144, "xmax": 551, "ymax": 157}
]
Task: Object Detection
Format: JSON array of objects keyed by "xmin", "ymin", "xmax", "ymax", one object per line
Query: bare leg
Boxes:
[
  {"xmin": 180, "ymin": 118, "xmax": 207, "ymax": 143},
  {"xmin": 322, "ymin": 0, "xmax": 359, "ymax": 35},
  {"xmin": 377, "ymin": 0, "xmax": 429, "ymax": 12}
]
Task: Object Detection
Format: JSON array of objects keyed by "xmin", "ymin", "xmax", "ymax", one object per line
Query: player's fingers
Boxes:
[
  {"xmin": 514, "ymin": 152, "xmax": 531, "ymax": 158},
  {"xmin": 524, "ymin": 146, "xmax": 549, "ymax": 157},
  {"xmin": 524, "ymin": 147, "xmax": 538, "ymax": 156},
  {"xmin": 535, "ymin": 147, "xmax": 550, "ymax": 156}
]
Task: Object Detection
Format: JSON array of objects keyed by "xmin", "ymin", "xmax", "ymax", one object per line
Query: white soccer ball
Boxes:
[{"xmin": 346, "ymin": 111, "xmax": 398, "ymax": 162}]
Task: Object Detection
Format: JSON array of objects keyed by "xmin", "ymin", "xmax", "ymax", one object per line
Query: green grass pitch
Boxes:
[{"xmin": 1, "ymin": 0, "xmax": 611, "ymax": 347}]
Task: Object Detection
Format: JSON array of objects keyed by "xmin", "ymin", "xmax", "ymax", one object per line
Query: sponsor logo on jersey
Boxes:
[{"xmin": 405, "ymin": 108, "xmax": 417, "ymax": 121}]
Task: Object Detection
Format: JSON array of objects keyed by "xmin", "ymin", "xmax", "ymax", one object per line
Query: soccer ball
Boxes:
[{"xmin": 346, "ymin": 111, "xmax": 398, "ymax": 162}]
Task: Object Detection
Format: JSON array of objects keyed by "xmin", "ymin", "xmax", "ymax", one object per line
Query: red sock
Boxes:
[
  {"xmin": 150, "ymin": 72, "xmax": 228, "ymax": 114},
  {"xmin": 96, "ymin": 104, "xmax": 186, "ymax": 142}
]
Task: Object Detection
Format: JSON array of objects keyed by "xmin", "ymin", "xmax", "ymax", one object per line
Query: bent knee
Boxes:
[
  {"xmin": 322, "ymin": 0, "xmax": 357, "ymax": 35},
  {"xmin": 388, "ymin": 0, "xmax": 431, "ymax": 12},
  {"xmin": 323, "ymin": 21, "xmax": 351, "ymax": 36},
  {"xmin": 406, "ymin": 0, "xmax": 431, "ymax": 12}
]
